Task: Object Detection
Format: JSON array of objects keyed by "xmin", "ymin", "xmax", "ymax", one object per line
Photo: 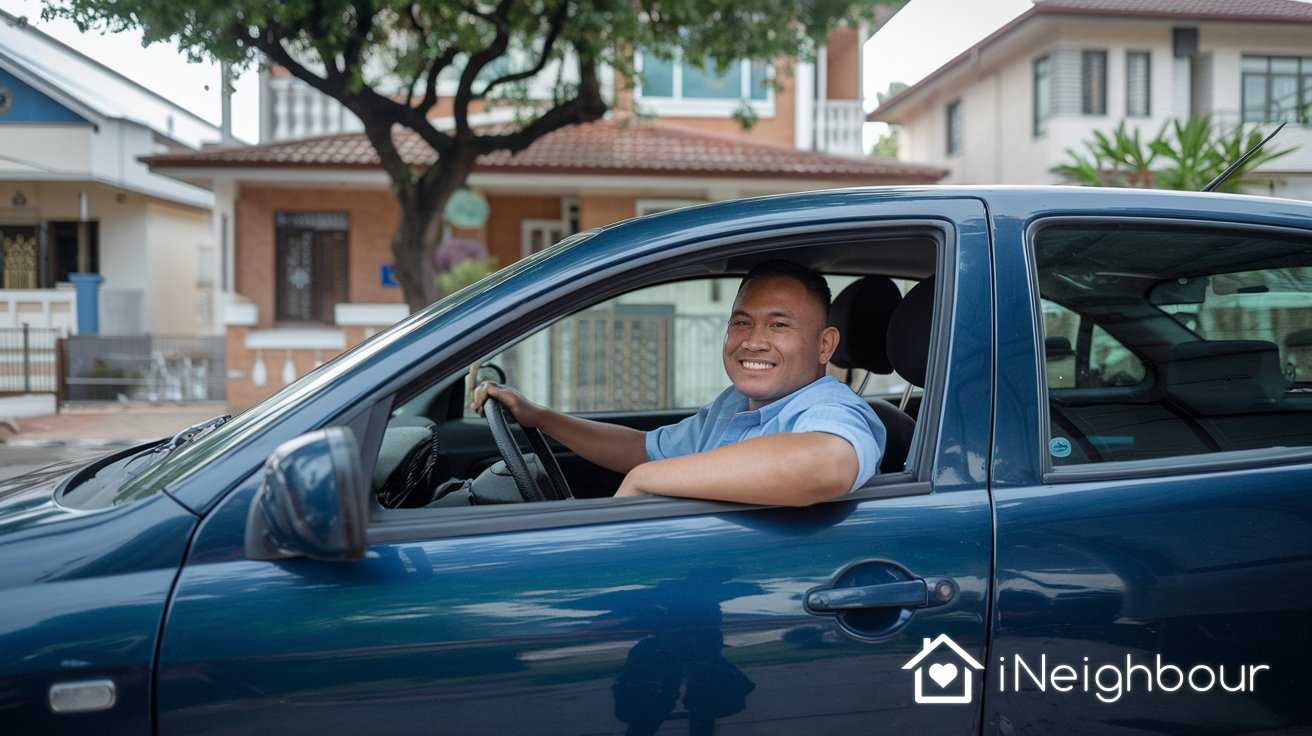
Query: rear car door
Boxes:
[
  {"xmin": 155, "ymin": 197, "xmax": 997, "ymax": 734},
  {"xmin": 988, "ymin": 192, "xmax": 1312, "ymax": 733}
]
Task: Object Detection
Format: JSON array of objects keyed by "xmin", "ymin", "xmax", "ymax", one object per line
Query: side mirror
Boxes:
[{"xmin": 244, "ymin": 427, "xmax": 368, "ymax": 561}]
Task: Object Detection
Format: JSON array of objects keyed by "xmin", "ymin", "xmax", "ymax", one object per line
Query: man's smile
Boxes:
[{"xmin": 738, "ymin": 359, "xmax": 776, "ymax": 371}]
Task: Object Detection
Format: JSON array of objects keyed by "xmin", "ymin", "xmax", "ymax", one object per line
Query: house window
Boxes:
[
  {"xmin": 636, "ymin": 53, "xmax": 772, "ymax": 117},
  {"xmin": 0, "ymin": 222, "xmax": 99, "ymax": 289},
  {"xmin": 1081, "ymin": 50, "xmax": 1107, "ymax": 115},
  {"xmin": 1033, "ymin": 56, "xmax": 1051, "ymax": 138},
  {"xmin": 946, "ymin": 99, "xmax": 963, "ymax": 155},
  {"xmin": 1126, "ymin": 51, "xmax": 1151, "ymax": 117},
  {"xmin": 1242, "ymin": 55, "xmax": 1312, "ymax": 124},
  {"xmin": 274, "ymin": 212, "xmax": 348, "ymax": 324}
]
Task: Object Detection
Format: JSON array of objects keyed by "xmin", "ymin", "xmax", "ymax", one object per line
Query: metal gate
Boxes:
[
  {"xmin": 0, "ymin": 326, "xmax": 60, "ymax": 394},
  {"xmin": 64, "ymin": 335, "xmax": 226, "ymax": 402}
]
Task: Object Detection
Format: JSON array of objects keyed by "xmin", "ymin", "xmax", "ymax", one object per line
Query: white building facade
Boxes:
[
  {"xmin": 871, "ymin": 0, "xmax": 1312, "ymax": 199},
  {"xmin": 0, "ymin": 10, "xmax": 223, "ymax": 337}
]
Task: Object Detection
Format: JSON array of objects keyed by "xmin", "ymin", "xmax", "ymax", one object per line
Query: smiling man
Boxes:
[{"xmin": 473, "ymin": 260, "xmax": 887, "ymax": 506}]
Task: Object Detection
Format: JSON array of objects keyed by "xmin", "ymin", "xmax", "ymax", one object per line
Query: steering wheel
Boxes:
[{"xmin": 483, "ymin": 396, "xmax": 574, "ymax": 502}]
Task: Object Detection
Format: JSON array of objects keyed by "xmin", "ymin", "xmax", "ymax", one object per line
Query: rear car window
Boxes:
[{"xmin": 1034, "ymin": 223, "xmax": 1312, "ymax": 467}]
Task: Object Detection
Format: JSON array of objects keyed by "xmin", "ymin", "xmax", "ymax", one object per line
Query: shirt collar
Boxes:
[{"xmin": 733, "ymin": 375, "xmax": 836, "ymax": 422}]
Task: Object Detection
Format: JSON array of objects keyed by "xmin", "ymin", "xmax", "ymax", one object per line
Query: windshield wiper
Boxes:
[
  {"xmin": 163, "ymin": 414, "xmax": 231, "ymax": 451},
  {"xmin": 121, "ymin": 414, "xmax": 232, "ymax": 478}
]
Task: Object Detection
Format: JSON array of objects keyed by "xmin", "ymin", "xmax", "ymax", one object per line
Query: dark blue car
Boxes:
[{"xmin": 3, "ymin": 187, "xmax": 1310, "ymax": 734}]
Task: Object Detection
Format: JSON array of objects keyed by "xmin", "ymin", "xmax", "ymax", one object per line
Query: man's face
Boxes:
[{"xmin": 723, "ymin": 276, "xmax": 838, "ymax": 411}]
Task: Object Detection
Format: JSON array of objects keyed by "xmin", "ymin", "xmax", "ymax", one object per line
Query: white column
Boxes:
[{"xmin": 795, "ymin": 61, "xmax": 816, "ymax": 150}]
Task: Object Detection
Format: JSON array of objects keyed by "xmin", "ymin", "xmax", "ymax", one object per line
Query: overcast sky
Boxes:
[{"xmin": 0, "ymin": 0, "xmax": 1035, "ymax": 148}]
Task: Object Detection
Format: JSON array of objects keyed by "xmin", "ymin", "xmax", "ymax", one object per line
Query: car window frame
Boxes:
[
  {"xmin": 353, "ymin": 220, "xmax": 957, "ymax": 542},
  {"xmin": 1028, "ymin": 215, "xmax": 1312, "ymax": 483}
]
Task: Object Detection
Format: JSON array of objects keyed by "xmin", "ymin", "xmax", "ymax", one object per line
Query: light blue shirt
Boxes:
[{"xmin": 645, "ymin": 376, "xmax": 887, "ymax": 492}]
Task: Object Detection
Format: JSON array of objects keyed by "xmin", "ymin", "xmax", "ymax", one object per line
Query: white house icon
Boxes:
[{"xmin": 902, "ymin": 634, "xmax": 986, "ymax": 704}]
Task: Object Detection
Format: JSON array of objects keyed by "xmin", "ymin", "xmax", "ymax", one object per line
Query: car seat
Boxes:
[{"xmin": 830, "ymin": 276, "xmax": 914, "ymax": 474}]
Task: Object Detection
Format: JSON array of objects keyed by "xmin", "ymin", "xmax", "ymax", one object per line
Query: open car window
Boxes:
[{"xmin": 464, "ymin": 275, "xmax": 923, "ymax": 419}]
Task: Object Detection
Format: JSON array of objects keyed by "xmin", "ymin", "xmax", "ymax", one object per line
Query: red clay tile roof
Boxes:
[
  {"xmin": 144, "ymin": 118, "xmax": 946, "ymax": 183},
  {"xmin": 872, "ymin": 0, "xmax": 1312, "ymax": 121}
]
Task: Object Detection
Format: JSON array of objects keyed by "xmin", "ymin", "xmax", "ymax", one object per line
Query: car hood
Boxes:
[{"xmin": 0, "ymin": 457, "xmax": 95, "ymax": 535}]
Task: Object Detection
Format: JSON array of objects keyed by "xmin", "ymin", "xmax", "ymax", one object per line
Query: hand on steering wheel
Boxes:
[{"xmin": 482, "ymin": 395, "xmax": 573, "ymax": 502}]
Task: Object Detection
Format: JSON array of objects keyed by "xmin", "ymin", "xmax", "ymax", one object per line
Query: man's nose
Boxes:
[{"xmin": 742, "ymin": 324, "xmax": 771, "ymax": 349}]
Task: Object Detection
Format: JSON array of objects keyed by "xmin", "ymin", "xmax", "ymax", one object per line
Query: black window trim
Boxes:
[
  {"xmin": 946, "ymin": 98, "xmax": 963, "ymax": 156},
  {"xmin": 1081, "ymin": 49, "xmax": 1108, "ymax": 116},
  {"xmin": 1033, "ymin": 55, "xmax": 1051, "ymax": 139},
  {"xmin": 352, "ymin": 220, "xmax": 958, "ymax": 542},
  {"xmin": 1027, "ymin": 215, "xmax": 1312, "ymax": 484},
  {"xmin": 1125, "ymin": 50, "xmax": 1152, "ymax": 118}
]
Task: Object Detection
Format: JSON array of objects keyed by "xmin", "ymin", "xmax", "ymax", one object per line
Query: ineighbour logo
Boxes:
[
  {"xmin": 996, "ymin": 653, "xmax": 1270, "ymax": 704},
  {"xmin": 904, "ymin": 636, "xmax": 1272, "ymax": 706}
]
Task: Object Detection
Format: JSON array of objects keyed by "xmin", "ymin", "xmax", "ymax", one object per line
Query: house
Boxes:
[
  {"xmin": 0, "ymin": 10, "xmax": 223, "ymax": 338},
  {"xmin": 146, "ymin": 120, "xmax": 945, "ymax": 410},
  {"xmin": 869, "ymin": 0, "xmax": 1312, "ymax": 199},
  {"xmin": 902, "ymin": 634, "xmax": 985, "ymax": 705},
  {"xmin": 145, "ymin": 19, "xmax": 950, "ymax": 411}
]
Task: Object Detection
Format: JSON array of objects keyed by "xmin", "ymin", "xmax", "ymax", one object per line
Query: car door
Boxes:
[
  {"xmin": 987, "ymin": 194, "xmax": 1312, "ymax": 733},
  {"xmin": 154, "ymin": 199, "xmax": 996, "ymax": 735}
]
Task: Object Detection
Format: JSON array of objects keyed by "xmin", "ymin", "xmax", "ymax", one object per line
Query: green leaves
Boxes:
[{"xmin": 1051, "ymin": 115, "xmax": 1297, "ymax": 193}]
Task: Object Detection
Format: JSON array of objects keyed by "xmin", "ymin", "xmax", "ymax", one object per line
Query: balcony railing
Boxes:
[
  {"xmin": 814, "ymin": 99, "xmax": 866, "ymax": 157},
  {"xmin": 266, "ymin": 76, "xmax": 365, "ymax": 141}
]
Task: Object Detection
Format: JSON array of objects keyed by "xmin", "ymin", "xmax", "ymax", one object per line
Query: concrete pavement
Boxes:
[{"xmin": 1, "ymin": 401, "xmax": 228, "ymax": 447}]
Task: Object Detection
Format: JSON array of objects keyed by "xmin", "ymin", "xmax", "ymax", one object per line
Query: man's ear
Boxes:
[{"xmin": 819, "ymin": 326, "xmax": 839, "ymax": 364}]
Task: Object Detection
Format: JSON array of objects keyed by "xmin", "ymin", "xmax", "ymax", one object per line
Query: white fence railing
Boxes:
[
  {"xmin": 0, "ymin": 288, "xmax": 77, "ymax": 334},
  {"xmin": 814, "ymin": 100, "xmax": 866, "ymax": 157}
]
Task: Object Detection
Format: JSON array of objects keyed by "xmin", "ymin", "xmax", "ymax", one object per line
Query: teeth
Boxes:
[{"xmin": 741, "ymin": 361, "xmax": 773, "ymax": 370}]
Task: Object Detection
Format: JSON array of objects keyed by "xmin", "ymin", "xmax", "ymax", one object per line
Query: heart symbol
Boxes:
[{"xmin": 928, "ymin": 662, "xmax": 958, "ymax": 689}]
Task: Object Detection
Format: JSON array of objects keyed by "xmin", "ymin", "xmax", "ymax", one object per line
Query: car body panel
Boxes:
[{"xmin": 0, "ymin": 469, "xmax": 197, "ymax": 733}]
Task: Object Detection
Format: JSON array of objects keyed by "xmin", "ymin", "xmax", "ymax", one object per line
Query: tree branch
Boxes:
[
  {"xmin": 477, "ymin": 0, "xmax": 569, "ymax": 98},
  {"xmin": 420, "ymin": 46, "xmax": 460, "ymax": 111},
  {"xmin": 340, "ymin": 0, "xmax": 376, "ymax": 84},
  {"xmin": 453, "ymin": 0, "xmax": 515, "ymax": 138},
  {"xmin": 477, "ymin": 44, "xmax": 606, "ymax": 154}
]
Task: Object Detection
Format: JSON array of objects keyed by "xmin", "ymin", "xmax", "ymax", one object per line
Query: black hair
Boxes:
[{"xmin": 737, "ymin": 259, "xmax": 831, "ymax": 321}]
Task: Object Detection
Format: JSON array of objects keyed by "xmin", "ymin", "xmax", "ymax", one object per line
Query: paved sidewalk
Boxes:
[{"xmin": 2, "ymin": 402, "xmax": 229, "ymax": 448}]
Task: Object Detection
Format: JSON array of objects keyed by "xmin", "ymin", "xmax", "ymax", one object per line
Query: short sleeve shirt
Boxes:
[{"xmin": 645, "ymin": 376, "xmax": 887, "ymax": 492}]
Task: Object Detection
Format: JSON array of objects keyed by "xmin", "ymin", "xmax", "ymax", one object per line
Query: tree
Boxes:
[
  {"xmin": 43, "ymin": 0, "xmax": 905, "ymax": 310},
  {"xmin": 868, "ymin": 82, "xmax": 905, "ymax": 158},
  {"xmin": 1051, "ymin": 115, "xmax": 1296, "ymax": 193},
  {"xmin": 870, "ymin": 126, "xmax": 898, "ymax": 158}
]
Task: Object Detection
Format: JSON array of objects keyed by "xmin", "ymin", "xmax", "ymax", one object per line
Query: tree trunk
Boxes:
[{"xmin": 390, "ymin": 149, "xmax": 479, "ymax": 312}]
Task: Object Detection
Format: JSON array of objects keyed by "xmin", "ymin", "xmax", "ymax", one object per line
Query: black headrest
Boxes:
[
  {"xmin": 829, "ymin": 276, "xmax": 902, "ymax": 374},
  {"xmin": 1285, "ymin": 329, "xmax": 1312, "ymax": 349},
  {"xmin": 1045, "ymin": 336, "xmax": 1074, "ymax": 358},
  {"xmin": 886, "ymin": 277, "xmax": 935, "ymax": 388},
  {"xmin": 1166, "ymin": 339, "xmax": 1289, "ymax": 415}
]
